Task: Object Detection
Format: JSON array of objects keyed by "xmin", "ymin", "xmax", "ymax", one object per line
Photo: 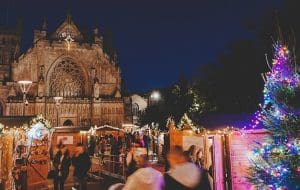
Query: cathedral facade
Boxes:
[{"xmin": 0, "ymin": 15, "xmax": 126, "ymax": 127}]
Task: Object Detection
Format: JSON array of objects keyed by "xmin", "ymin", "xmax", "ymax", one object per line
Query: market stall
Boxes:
[
  {"xmin": 88, "ymin": 125, "xmax": 125, "ymax": 156},
  {"xmin": 167, "ymin": 113, "xmax": 270, "ymax": 190},
  {"xmin": 0, "ymin": 115, "xmax": 54, "ymax": 190},
  {"xmin": 89, "ymin": 125, "xmax": 125, "ymax": 137}
]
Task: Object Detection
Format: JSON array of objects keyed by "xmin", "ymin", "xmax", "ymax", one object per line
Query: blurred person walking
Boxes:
[
  {"xmin": 72, "ymin": 143, "xmax": 91, "ymax": 190},
  {"xmin": 109, "ymin": 148, "xmax": 164, "ymax": 190},
  {"xmin": 53, "ymin": 144, "xmax": 71, "ymax": 190},
  {"xmin": 164, "ymin": 146, "xmax": 201, "ymax": 190}
]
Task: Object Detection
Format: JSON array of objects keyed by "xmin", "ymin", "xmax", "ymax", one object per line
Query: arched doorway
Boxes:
[{"xmin": 63, "ymin": 119, "xmax": 74, "ymax": 126}]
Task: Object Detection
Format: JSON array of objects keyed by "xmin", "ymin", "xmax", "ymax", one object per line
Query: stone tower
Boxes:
[{"xmin": 0, "ymin": 23, "xmax": 21, "ymax": 81}]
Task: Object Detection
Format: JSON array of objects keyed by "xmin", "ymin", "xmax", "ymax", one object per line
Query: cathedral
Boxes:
[{"xmin": 0, "ymin": 15, "xmax": 127, "ymax": 128}]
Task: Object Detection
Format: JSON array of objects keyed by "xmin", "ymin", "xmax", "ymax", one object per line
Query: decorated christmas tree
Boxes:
[{"xmin": 248, "ymin": 41, "xmax": 300, "ymax": 189}]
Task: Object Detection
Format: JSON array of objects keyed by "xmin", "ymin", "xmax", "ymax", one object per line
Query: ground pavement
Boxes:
[
  {"xmin": 47, "ymin": 167, "xmax": 123, "ymax": 190},
  {"xmin": 47, "ymin": 161, "xmax": 165, "ymax": 190}
]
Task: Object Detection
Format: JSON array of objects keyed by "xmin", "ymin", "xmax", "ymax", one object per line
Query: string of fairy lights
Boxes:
[
  {"xmin": 166, "ymin": 113, "xmax": 242, "ymax": 136},
  {"xmin": 246, "ymin": 42, "xmax": 300, "ymax": 189},
  {"xmin": 243, "ymin": 42, "xmax": 300, "ymax": 129}
]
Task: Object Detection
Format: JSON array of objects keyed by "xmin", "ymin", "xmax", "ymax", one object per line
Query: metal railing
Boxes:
[
  {"xmin": 89, "ymin": 151, "xmax": 159, "ymax": 182},
  {"xmin": 90, "ymin": 154, "xmax": 126, "ymax": 181}
]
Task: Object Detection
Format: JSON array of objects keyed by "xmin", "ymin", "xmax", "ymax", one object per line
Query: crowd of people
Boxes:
[
  {"xmin": 50, "ymin": 130, "xmax": 162, "ymax": 190},
  {"xmin": 50, "ymin": 132, "xmax": 212, "ymax": 190},
  {"xmin": 88, "ymin": 130, "xmax": 160, "ymax": 158},
  {"xmin": 109, "ymin": 145, "xmax": 212, "ymax": 190}
]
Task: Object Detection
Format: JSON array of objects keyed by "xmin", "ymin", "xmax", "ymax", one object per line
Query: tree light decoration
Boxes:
[{"xmin": 248, "ymin": 42, "xmax": 300, "ymax": 189}]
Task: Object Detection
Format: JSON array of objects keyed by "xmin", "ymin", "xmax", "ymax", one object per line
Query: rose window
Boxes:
[{"xmin": 49, "ymin": 60, "xmax": 85, "ymax": 97}]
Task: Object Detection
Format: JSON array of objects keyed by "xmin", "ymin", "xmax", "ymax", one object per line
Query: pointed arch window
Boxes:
[{"xmin": 49, "ymin": 59, "xmax": 85, "ymax": 97}]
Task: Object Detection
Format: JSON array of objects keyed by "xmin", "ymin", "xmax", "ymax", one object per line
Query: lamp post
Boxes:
[
  {"xmin": 149, "ymin": 90, "xmax": 161, "ymax": 106},
  {"xmin": 54, "ymin": 96, "xmax": 63, "ymax": 127},
  {"xmin": 17, "ymin": 80, "xmax": 32, "ymax": 116}
]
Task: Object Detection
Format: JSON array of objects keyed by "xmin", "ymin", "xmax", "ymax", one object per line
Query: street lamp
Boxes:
[
  {"xmin": 149, "ymin": 90, "xmax": 161, "ymax": 106},
  {"xmin": 150, "ymin": 91, "xmax": 161, "ymax": 101},
  {"xmin": 54, "ymin": 96, "xmax": 63, "ymax": 127},
  {"xmin": 17, "ymin": 80, "xmax": 32, "ymax": 116}
]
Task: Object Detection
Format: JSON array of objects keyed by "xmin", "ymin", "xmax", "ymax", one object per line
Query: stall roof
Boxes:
[
  {"xmin": 54, "ymin": 126, "xmax": 90, "ymax": 132},
  {"xmin": 0, "ymin": 116, "xmax": 34, "ymax": 127},
  {"xmin": 199, "ymin": 113, "xmax": 263, "ymax": 130},
  {"xmin": 93, "ymin": 125, "xmax": 124, "ymax": 131}
]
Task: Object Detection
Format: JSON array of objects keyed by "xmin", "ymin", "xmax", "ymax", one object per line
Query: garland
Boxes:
[
  {"xmin": 28, "ymin": 114, "xmax": 52, "ymax": 131},
  {"xmin": 89, "ymin": 125, "xmax": 125, "ymax": 135},
  {"xmin": 167, "ymin": 113, "xmax": 242, "ymax": 135},
  {"xmin": 167, "ymin": 113, "xmax": 206, "ymax": 134}
]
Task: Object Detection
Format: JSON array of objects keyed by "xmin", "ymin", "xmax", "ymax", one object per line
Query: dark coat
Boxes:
[
  {"xmin": 164, "ymin": 170, "xmax": 210, "ymax": 190},
  {"xmin": 197, "ymin": 169, "xmax": 212, "ymax": 190},
  {"xmin": 53, "ymin": 151, "xmax": 71, "ymax": 180},
  {"xmin": 72, "ymin": 152, "xmax": 91, "ymax": 178},
  {"xmin": 164, "ymin": 173, "xmax": 193, "ymax": 190}
]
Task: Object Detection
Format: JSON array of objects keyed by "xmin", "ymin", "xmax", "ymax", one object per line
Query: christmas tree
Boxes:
[{"xmin": 248, "ymin": 42, "xmax": 300, "ymax": 189}]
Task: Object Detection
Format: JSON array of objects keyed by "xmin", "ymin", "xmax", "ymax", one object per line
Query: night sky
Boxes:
[{"xmin": 0, "ymin": 0, "xmax": 281, "ymax": 92}]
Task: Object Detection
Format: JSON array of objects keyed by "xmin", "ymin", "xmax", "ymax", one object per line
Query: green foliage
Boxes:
[
  {"xmin": 139, "ymin": 76, "xmax": 215, "ymax": 129},
  {"xmin": 275, "ymin": 85, "xmax": 300, "ymax": 109}
]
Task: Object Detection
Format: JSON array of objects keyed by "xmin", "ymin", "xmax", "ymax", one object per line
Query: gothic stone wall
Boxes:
[
  {"xmin": 12, "ymin": 40, "xmax": 121, "ymax": 97},
  {"xmin": 6, "ymin": 99, "xmax": 124, "ymax": 127}
]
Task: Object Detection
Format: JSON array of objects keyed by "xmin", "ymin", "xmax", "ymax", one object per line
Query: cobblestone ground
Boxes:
[
  {"xmin": 47, "ymin": 160, "xmax": 164, "ymax": 190},
  {"xmin": 47, "ymin": 167, "xmax": 123, "ymax": 190}
]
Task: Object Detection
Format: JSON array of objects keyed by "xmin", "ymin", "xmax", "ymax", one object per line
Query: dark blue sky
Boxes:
[{"xmin": 0, "ymin": 0, "xmax": 281, "ymax": 92}]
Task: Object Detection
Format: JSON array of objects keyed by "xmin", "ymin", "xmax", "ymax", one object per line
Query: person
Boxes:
[
  {"xmin": 53, "ymin": 145, "xmax": 71, "ymax": 190},
  {"xmin": 143, "ymin": 131, "xmax": 150, "ymax": 155},
  {"xmin": 152, "ymin": 131, "xmax": 158, "ymax": 155},
  {"xmin": 110, "ymin": 136, "xmax": 119, "ymax": 172},
  {"xmin": 194, "ymin": 151, "xmax": 212, "ymax": 190},
  {"xmin": 186, "ymin": 145, "xmax": 197, "ymax": 163},
  {"xmin": 87, "ymin": 136, "xmax": 96, "ymax": 156},
  {"xmin": 162, "ymin": 133, "xmax": 170, "ymax": 171},
  {"xmin": 125, "ymin": 147, "xmax": 137, "ymax": 177},
  {"xmin": 195, "ymin": 149, "xmax": 203, "ymax": 168},
  {"xmin": 72, "ymin": 143, "xmax": 91, "ymax": 190},
  {"xmin": 100, "ymin": 138, "xmax": 106, "ymax": 163},
  {"xmin": 109, "ymin": 148, "xmax": 164, "ymax": 190},
  {"xmin": 139, "ymin": 134, "xmax": 145, "ymax": 147},
  {"xmin": 164, "ymin": 146, "xmax": 201, "ymax": 190}
]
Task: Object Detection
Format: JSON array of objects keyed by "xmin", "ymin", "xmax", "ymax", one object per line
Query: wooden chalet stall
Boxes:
[
  {"xmin": 0, "ymin": 115, "xmax": 54, "ymax": 190},
  {"xmin": 168, "ymin": 113, "xmax": 269, "ymax": 190},
  {"xmin": 89, "ymin": 125, "xmax": 125, "ymax": 137},
  {"xmin": 0, "ymin": 116, "xmax": 33, "ymax": 190}
]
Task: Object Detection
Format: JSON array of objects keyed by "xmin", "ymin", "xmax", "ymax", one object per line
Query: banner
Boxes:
[{"xmin": 57, "ymin": 136, "xmax": 73, "ymax": 145}]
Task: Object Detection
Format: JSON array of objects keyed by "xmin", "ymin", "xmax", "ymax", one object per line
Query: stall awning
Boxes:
[{"xmin": 54, "ymin": 126, "xmax": 90, "ymax": 132}]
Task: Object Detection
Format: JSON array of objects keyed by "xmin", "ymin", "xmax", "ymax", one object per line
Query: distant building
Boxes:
[{"xmin": 130, "ymin": 94, "xmax": 148, "ymax": 124}]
